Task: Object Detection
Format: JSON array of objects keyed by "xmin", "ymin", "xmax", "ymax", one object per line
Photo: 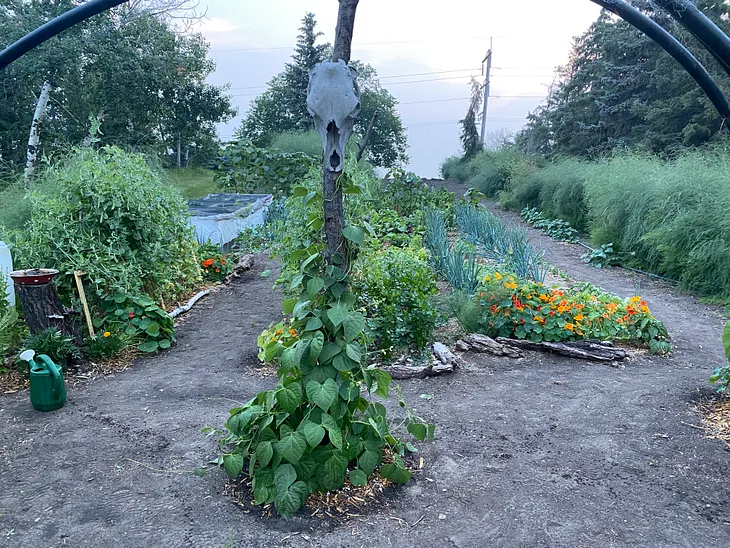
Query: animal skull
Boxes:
[{"xmin": 307, "ymin": 60, "xmax": 361, "ymax": 172}]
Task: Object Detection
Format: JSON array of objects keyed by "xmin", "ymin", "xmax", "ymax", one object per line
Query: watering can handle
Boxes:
[{"xmin": 36, "ymin": 354, "xmax": 62, "ymax": 399}]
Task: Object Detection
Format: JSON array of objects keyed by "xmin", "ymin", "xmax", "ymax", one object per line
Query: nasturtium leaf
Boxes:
[
  {"xmin": 277, "ymin": 431, "xmax": 307, "ymax": 464},
  {"xmin": 307, "ymin": 277, "xmax": 325, "ymax": 298},
  {"xmin": 308, "ymin": 331, "xmax": 324, "ymax": 366},
  {"xmin": 342, "ymin": 225, "xmax": 365, "ymax": 246},
  {"xmin": 324, "ymin": 452, "xmax": 348, "ymax": 483},
  {"xmin": 274, "ymin": 463, "xmax": 297, "ymax": 492},
  {"xmin": 275, "ymin": 381, "xmax": 302, "ymax": 415},
  {"xmin": 406, "ymin": 422, "xmax": 428, "ymax": 442},
  {"xmin": 275, "ymin": 480, "xmax": 309, "ymax": 519},
  {"xmin": 158, "ymin": 339, "xmax": 171, "ymax": 350},
  {"xmin": 256, "ymin": 441, "xmax": 273, "ymax": 467},
  {"xmin": 349, "ymin": 469, "xmax": 368, "ymax": 487},
  {"xmin": 358, "ymin": 450, "xmax": 380, "ymax": 476},
  {"xmin": 138, "ymin": 340, "xmax": 159, "ymax": 353},
  {"xmin": 306, "ymin": 379, "xmax": 338, "ymax": 411},
  {"xmin": 138, "ymin": 318, "xmax": 151, "ymax": 330},
  {"xmin": 380, "ymin": 463, "xmax": 411, "ymax": 484},
  {"xmin": 298, "ymin": 420, "xmax": 326, "ymax": 449},
  {"xmin": 223, "ymin": 453, "xmax": 244, "ymax": 479},
  {"xmin": 327, "ymin": 304, "xmax": 349, "ymax": 327},
  {"xmin": 305, "ymin": 317, "xmax": 323, "ymax": 331}
]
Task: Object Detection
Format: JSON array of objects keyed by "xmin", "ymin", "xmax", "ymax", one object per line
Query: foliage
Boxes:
[
  {"xmin": 352, "ymin": 246, "xmax": 438, "ymax": 356},
  {"xmin": 270, "ymin": 131, "xmax": 325, "ymax": 159},
  {"xmin": 83, "ymin": 327, "xmax": 133, "ymax": 360},
  {"xmin": 21, "ymin": 328, "xmax": 81, "ymax": 367},
  {"xmin": 521, "ymin": 208, "xmax": 579, "ymax": 243},
  {"xmin": 459, "ymin": 79, "xmax": 483, "ymax": 159},
  {"xmin": 166, "ymin": 168, "xmax": 218, "ymax": 199},
  {"xmin": 8, "ymin": 147, "xmax": 201, "ymax": 305},
  {"xmin": 0, "ymin": 3, "xmax": 234, "ymax": 169},
  {"xmin": 198, "ymin": 242, "xmax": 237, "ymax": 283},
  {"xmin": 384, "ymin": 169, "xmax": 455, "ymax": 220},
  {"xmin": 474, "ymin": 271, "xmax": 671, "ymax": 354},
  {"xmin": 257, "ymin": 320, "xmax": 300, "ymax": 364},
  {"xmin": 581, "ymin": 243, "xmax": 616, "ymax": 269},
  {"xmin": 0, "ymin": 307, "xmax": 25, "ymax": 362},
  {"xmin": 236, "ymin": 13, "xmax": 407, "ymax": 168},
  {"xmin": 96, "ymin": 293, "xmax": 176, "ymax": 353},
  {"xmin": 455, "ymin": 205, "xmax": 547, "ymax": 283},
  {"xmin": 213, "ymin": 139, "xmax": 315, "ymax": 196},
  {"xmin": 710, "ymin": 322, "xmax": 730, "ymax": 393},
  {"xmin": 208, "ymin": 168, "xmax": 433, "ymax": 519},
  {"xmin": 515, "ymin": 2, "xmax": 730, "ymax": 158}
]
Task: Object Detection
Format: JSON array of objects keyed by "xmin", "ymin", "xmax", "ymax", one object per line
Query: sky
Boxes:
[{"xmin": 194, "ymin": 0, "xmax": 602, "ymax": 177}]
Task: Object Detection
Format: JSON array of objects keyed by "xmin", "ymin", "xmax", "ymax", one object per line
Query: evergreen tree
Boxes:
[{"xmin": 459, "ymin": 78, "xmax": 483, "ymax": 159}]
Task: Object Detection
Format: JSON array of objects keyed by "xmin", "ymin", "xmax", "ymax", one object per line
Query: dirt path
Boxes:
[{"xmin": 1, "ymin": 192, "xmax": 730, "ymax": 547}]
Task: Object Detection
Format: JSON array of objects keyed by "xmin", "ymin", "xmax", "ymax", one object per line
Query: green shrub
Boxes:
[
  {"xmin": 21, "ymin": 328, "xmax": 81, "ymax": 367},
  {"xmin": 96, "ymin": 293, "xmax": 175, "ymax": 353},
  {"xmin": 352, "ymin": 246, "xmax": 438, "ymax": 355},
  {"xmin": 0, "ymin": 183, "xmax": 34, "ymax": 231},
  {"xmin": 83, "ymin": 326, "xmax": 133, "ymax": 360},
  {"xmin": 0, "ymin": 307, "xmax": 25, "ymax": 361},
  {"xmin": 269, "ymin": 130, "xmax": 325, "ymax": 158},
  {"xmin": 9, "ymin": 146, "xmax": 201, "ymax": 304}
]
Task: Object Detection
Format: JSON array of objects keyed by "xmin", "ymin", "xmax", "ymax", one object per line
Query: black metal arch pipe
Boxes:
[
  {"xmin": 651, "ymin": 0, "xmax": 730, "ymax": 77},
  {"xmin": 589, "ymin": 0, "xmax": 730, "ymax": 120},
  {"xmin": 0, "ymin": 0, "xmax": 128, "ymax": 71}
]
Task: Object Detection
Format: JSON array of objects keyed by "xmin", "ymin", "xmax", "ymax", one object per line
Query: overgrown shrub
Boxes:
[
  {"xmin": 269, "ymin": 130, "xmax": 324, "ymax": 158},
  {"xmin": 21, "ymin": 328, "xmax": 81, "ymax": 367},
  {"xmin": 9, "ymin": 146, "xmax": 201, "ymax": 304},
  {"xmin": 96, "ymin": 293, "xmax": 176, "ymax": 353},
  {"xmin": 352, "ymin": 246, "xmax": 438, "ymax": 355}
]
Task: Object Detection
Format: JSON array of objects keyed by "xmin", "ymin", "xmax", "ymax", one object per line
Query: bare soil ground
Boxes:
[{"xmin": 1, "ymin": 183, "xmax": 730, "ymax": 547}]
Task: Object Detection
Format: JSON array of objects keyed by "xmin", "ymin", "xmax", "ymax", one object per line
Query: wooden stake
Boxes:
[{"xmin": 73, "ymin": 270, "xmax": 95, "ymax": 338}]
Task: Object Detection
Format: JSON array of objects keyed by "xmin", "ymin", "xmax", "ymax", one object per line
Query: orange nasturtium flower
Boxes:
[
  {"xmin": 202, "ymin": 258, "xmax": 215, "ymax": 268},
  {"xmin": 574, "ymin": 314, "xmax": 584, "ymax": 322},
  {"xmin": 564, "ymin": 323, "xmax": 575, "ymax": 331},
  {"xmin": 103, "ymin": 331, "xmax": 111, "ymax": 338}
]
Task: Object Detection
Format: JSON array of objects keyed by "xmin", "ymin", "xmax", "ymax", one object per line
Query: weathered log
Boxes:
[
  {"xmin": 15, "ymin": 282, "xmax": 81, "ymax": 342},
  {"xmin": 494, "ymin": 337, "xmax": 628, "ymax": 362},
  {"xmin": 433, "ymin": 342, "xmax": 460, "ymax": 367},
  {"xmin": 381, "ymin": 361, "xmax": 454, "ymax": 380},
  {"xmin": 222, "ymin": 254, "xmax": 255, "ymax": 284},
  {"xmin": 456, "ymin": 333, "xmax": 523, "ymax": 358}
]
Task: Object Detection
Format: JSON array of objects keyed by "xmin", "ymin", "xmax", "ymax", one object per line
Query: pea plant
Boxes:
[{"xmin": 205, "ymin": 174, "xmax": 434, "ymax": 519}]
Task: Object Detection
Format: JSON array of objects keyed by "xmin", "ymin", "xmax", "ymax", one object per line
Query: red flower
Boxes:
[{"xmin": 129, "ymin": 312, "xmax": 135, "ymax": 319}]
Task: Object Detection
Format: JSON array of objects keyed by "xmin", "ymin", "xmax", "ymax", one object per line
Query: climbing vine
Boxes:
[{"xmin": 206, "ymin": 170, "xmax": 434, "ymax": 518}]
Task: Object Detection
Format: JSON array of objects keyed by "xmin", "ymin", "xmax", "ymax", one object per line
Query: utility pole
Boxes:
[{"xmin": 480, "ymin": 39, "xmax": 493, "ymax": 146}]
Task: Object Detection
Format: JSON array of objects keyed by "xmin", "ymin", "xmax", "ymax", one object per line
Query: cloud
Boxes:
[{"xmin": 199, "ymin": 17, "xmax": 240, "ymax": 34}]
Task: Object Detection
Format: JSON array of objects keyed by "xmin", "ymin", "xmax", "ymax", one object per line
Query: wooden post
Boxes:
[
  {"xmin": 73, "ymin": 271, "xmax": 95, "ymax": 338},
  {"xmin": 323, "ymin": 0, "xmax": 360, "ymax": 266},
  {"xmin": 356, "ymin": 110, "xmax": 378, "ymax": 162}
]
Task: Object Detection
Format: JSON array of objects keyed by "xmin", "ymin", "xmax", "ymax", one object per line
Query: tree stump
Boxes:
[{"xmin": 15, "ymin": 282, "xmax": 81, "ymax": 342}]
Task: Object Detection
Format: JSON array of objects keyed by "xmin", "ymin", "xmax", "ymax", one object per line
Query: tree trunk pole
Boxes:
[
  {"xmin": 177, "ymin": 132, "xmax": 182, "ymax": 169},
  {"xmin": 15, "ymin": 282, "xmax": 81, "ymax": 343},
  {"xmin": 356, "ymin": 110, "xmax": 378, "ymax": 162},
  {"xmin": 323, "ymin": 0, "xmax": 359, "ymax": 266},
  {"xmin": 24, "ymin": 81, "xmax": 53, "ymax": 186}
]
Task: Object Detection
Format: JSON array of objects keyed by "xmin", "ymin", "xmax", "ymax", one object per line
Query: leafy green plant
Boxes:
[
  {"xmin": 83, "ymin": 327, "xmax": 133, "ymax": 360},
  {"xmin": 96, "ymin": 293, "xmax": 175, "ymax": 353},
  {"xmin": 207, "ymin": 171, "xmax": 434, "ymax": 519},
  {"xmin": 213, "ymin": 139, "xmax": 315, "ymax": 196},
  {"xmin": 21, "ymin": 328, "xmax": 81, "ymax": 367},
  {"xmin": 0, "ymin": 307, "xmax": 25, "ymax": 364},
  {"xmin": 8, "ymin": 147, "xmax": 201, "ymax": 305},
  {"xmin": 709, "ymin": 321, "xmax": 730, "ymax": 393},
  {"xmin": 582, "ymin": 243, "xmax": 616, "ymax": 268},
  {"xmin": 521, "ymin": 207, "xmax": 579, "ymax": 243},
  {"xmin": 352, "ymin": 246, "xmax": 438, "ymax": 356},
  {"xmin": 198, "ymin": 242, "xmax": 237, "ymax": 282}
]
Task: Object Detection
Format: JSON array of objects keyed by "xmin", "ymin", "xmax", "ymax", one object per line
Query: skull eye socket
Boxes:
[{"xmin": 355, "ymin": 101, "xmax": 360, "ymax": 111}]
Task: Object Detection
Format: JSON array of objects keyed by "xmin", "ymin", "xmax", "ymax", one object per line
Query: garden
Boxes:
[{"xmin": 2, "ymin": 0, "xmax": 730, "ymax": 546}]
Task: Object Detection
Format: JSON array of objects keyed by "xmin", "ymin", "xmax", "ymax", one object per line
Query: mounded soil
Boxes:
[{"xmin": 1, "ymin": 183, "xmax": 729, "ymax": 547}]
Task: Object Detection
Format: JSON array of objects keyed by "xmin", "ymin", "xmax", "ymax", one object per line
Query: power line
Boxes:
[
  {"xmin": 379, "ymin": 68, "xmax": 480, "ymax": 80},
  {"xmin": 210, "ymin": 37, "xmax": 491, "ymax": 53}
]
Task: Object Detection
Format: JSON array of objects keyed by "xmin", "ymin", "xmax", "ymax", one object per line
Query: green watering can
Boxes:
[{"xmin": 20, "ymin": 349, "xmax": 66, "ymax": 412}]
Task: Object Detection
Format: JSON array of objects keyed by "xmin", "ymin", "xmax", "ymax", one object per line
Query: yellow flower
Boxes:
[
  {"xmin": 564, "ymin": 323, "xmax": 575, "ymax": 331},
  {"xmin": 484, "ymin": 275, "xmax": 491, "ymax": 282},
  {"xmin": 504, "ymin": 282, "xmax": 518, "ymax": 290},
  {"xmin": 494, "ymin": 272, "xmax": 503, "ymax": 281},
  {"xmin": 629, "ymin": 296, "xmax": 641, "ymax": 304},
  {"xmin": 574, "ymin": 314, "xmax": 584, "ymax": 322},
  {"xmin": 103, "ymin": 331, "xmax": 111, "ymax": 338}
]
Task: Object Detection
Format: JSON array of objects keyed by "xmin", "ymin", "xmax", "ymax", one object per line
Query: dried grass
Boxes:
[{"xmin": 699, "ymin": 397, "xmax": 730, "ymax": 450}]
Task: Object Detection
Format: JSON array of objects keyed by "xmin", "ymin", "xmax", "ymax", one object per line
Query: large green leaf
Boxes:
[
  {"xmin": 223, "ymin": 453, "xmax": 244, "ymax": 479},
  {"xmin": 358, "ymin": 450, "xmax": 380, "ymax": 476},
  {"xmin": 723, "ymin": 321, "xmax": 730, "ymax": 362},
  {"xmin": 275, "ymin": 382, "xmax": 302, "ymax": 414},
  {"xmin": 324, "ymin": 452, "xmax": 348, "ymax": 484},
  {"xmin": 298, "ymin": 420, "xmax": 326, "ymax": 449},
  {"xmin": 138, "ymin": 340, "xmax": 159, "ymax": 353},
  {"xmin": 380, "ymin": 463, "xmax": 411, "ymax": 484},
  {"xmin": 327, "ymin": 304, "xmax": 349, "ymax": 327},
  {"xmin": 349, "ymin": 469, "xmax": 368, "ymax": 487},
  {"xmin": 307, "ymin": 277, "xmax": 325, "ymax": 298},
  {"xmin": 308, "ymin": 331, "xmax": 324, "ymax": 366},
  {"xmin": 407, "ymin": 422, "xmax": 427, "ymax": 442},
  {"xmin": 342, "ymin": 313, "xmax": 366, "ymax": 341},
  {"xmin": 274, "ymin": 480, "xmax": 309, "ymax": 519},
  {"xmin": 304, "ymin": 317, "xmax": 323, "ymax": 331},
  {"xmin": 319, "ymin": 342, "xmax": 341, "ymax": 364},
  {"xmin": 342, "ymin": 225, "xmax": 365, "ymax": 246},
  {"xmin": 277, "ymin": 431, "xmax": 308, "ymax": 464},
  {"xmin": 274, "ymin": 463, "xmax": 297, "ymax": 492},
  {"xmin": 256, "ymin": 441, "xmax": 273, "ymax": 467},
  {"xmin": 320, "ymin": 412, "xmax": 343, "ymax": 449},
  {"xmin": 306, "ymin": 379, "xmax": 338, "ymax": 411}
]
